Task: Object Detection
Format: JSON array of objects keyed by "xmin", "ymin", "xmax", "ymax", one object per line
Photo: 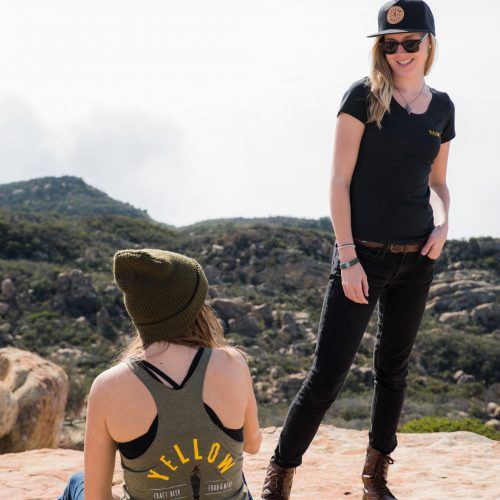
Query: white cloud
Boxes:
[
  {"xmin": 0, "ymin": 0, "xmax": 498, "ymax": 237},
  {"xmin": 66, "ymin": 108, "xmax": 189, "ymax": 219},
  {"xmin": 0, "ymin": 97, "xmax": 63, "ymax": 180}
]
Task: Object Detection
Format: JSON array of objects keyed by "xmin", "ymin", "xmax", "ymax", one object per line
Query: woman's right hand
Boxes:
[{"xmin": 338, "ymin": 247, "xmax": 369, "ymax": 304}]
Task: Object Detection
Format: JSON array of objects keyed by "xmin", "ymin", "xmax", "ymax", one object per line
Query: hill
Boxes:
[
  {"xmin": 0, "ymin": 176, "xmax": 150, "ymax": 220},
  {"xmin": 181, "ymin": 215, "xmax": 333, "ymax": 232},
  {"xmin": 0, "ymin": 176, "xmax": 499, "ymax": 431}
]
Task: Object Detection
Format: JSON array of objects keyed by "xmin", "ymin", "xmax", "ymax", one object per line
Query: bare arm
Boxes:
[
  {"xmin": 330, "ymin": 113, "xmax": 368, "ymax": 304},
  {"xmin": 330, "ymin": 113, "xmax": 365, "ymax": 245},
  {"xmin": 84, "ymin": 374, "xmax": 121, "ymax": 500},
  {"xmin": 421, "ymin": 141, "xmax": 451, "ymax": 258},
  {"xmin": 241, "ymin": 360, "xmax": 262, "ymax": 455}
]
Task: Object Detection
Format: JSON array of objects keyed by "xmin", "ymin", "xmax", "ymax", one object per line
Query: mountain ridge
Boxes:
[
  {"xmin": 0, "ymin": 176, "xmax": 150, "ymax": 220},
  {"xmin": 0, "ymin": 175, "xmax": 499, "ymax": 431}
]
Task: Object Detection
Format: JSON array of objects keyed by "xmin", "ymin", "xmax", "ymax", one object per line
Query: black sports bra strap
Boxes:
[
  {"xmin": 139, "ymin": 361, "xmax": 181, "ymax": 389},
  {"xmin": 138, "ymin": 348, "xmax": 205, "ymax": 390},
  {"xmin": 181, "ymin": 347, "xmax": 204, "ymax": 387}
]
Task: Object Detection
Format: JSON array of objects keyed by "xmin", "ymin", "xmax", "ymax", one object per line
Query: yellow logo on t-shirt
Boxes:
[
  {"xmin": 428, "ymin": 129, "xmax": 441, "ymax": 138},
  {"xmin": 147, "ymin": 438, "xmax": 235, "ymax": 482}
]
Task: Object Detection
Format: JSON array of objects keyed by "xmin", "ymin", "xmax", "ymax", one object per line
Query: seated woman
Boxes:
[{"xmin": 59, "ymin": 249, "xmax": 262, "ymax": 500}]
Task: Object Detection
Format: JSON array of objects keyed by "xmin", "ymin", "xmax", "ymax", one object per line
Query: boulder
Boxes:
[
  {"xmin": 427, "ymin": 286, "xmax": 500, "ymax": 314},
  {"xmin": 281, "ymin": 311, "xmax": 296, "ymax": 326},
  {"xmin": 1, "ymin": 279, "xmax": 16, "ymax": 300},
  {"xmin": 252, "ymin": 304, "xmax": 274, "ymax": 327},
  {"xmin": 287, "ymin": 341, "xmax": 314, "ymax": 357},
  {"xmin": 438, "ymin": 311, "xmax": 470, "ymax": 325},
  {"xmin": 486, "ymin": 402, "xmax": 499, "ymax": 416},
  {"xmin": 0, "ymin": 347, "xmax": 68, "ymax": 453},
  {"xmin": 0, "ymin": 302, "xmax": 9, "ymax": 316},
  {"xmin": 203, "ymin": 264, "xmax": 222, "ymax": 284},
  {"xmin": 228, "ymin": 314, "xmax": 261, "ymax": 337},
  {"xmin": 59, "ymin": 420, "xmax": 86, "ymax": 451},
  {"xmin": 54, "ymin": 270, "xmax": 100, "ymax": 317},
  {"xmin": 278, "ymin": 373, "xmax": 305, "ymax": 400},
  {"xmin": 456, "ymin": 374, "xmax": 476, "ymax": 385},
  {"xmin": 484, "ymin": 419, "xmax": 500, "ymax": 431},
  {"xmin": 209, "ymin": 298, "xmax": 251, "ymax": 322},
  {"xmin": 471, "ymin": 303, "xmax": 500, "ymax": 330},
  {"xmin": 453, "ymin": 370, "xmax": 474, "ymax": 383},
  {"xmin": 0, "ymin": 322, "xmax": 11, "ymax": 333},
  {"xmin": 294, "ymin": 311, "xmax": 310, "ymax": 324},
  {"xmin": 361, "ymin": 333, "xmax": 376, "ymax": 349},
  {"xmin": 279, "ymin": 312, "xmax": 299, "ymax": 338},
  {"xmin": 449, "ymin": 280, "xmax": 491, "ymax": 292},
  {"xmin": 96, "ymin": 307, "xmax": 111, "ymax": 333},
  {"xmin": 427, "ymin": 282, "xmax": 451, "ymax": 300},
  {"xmin": 351, "ymin": 365, "xmax": 374, "ymax": 386},
  {"xmin": 56, "ymin": 273, "xmax": 71, "ymax": 293},
  {"xmin": 280, "ymin": 323, "xmax": 299, "ymax": 340},
  {"xmin": 0, "ymin": 331, "xmax": 13, "ymax": 344},
  {"xmin": 0, "ymin": 383, "xmax": 18, "ymax": 438},
  {"xmin": 104, "ymin": 284, "xmax": 121, "ymax": 299},
  {"xmin": 211, "ymin": 244, "xmax": 224, "ymax": 255}
]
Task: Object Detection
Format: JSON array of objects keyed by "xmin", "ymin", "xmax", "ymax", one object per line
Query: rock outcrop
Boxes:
[
  {"xmin": 1, "ymin": 279, "xmax": 16, "ymax": 301},
  {"xmin": 0, "ymin": 348, "xmax": 68, "ymax": 453},
  {"xmin": 0, "ymin": 426, "xmax": 499, "ymax": 499},
  {"xmin": 427, "ymin": 270, "xmax": 500, "ymax": 331}
]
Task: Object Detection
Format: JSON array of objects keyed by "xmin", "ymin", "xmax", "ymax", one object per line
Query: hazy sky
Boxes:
[{"xmin": 0, "ymin": 0, "xmax": 498, "ymax": 238}]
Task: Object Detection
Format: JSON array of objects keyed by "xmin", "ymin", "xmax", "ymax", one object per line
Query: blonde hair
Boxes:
[
  {"xmin": 366, "ymin": 33, "xmax": 437, "ymax": 128},
  {"xmin": 113, "ymin": 303, "xmax": 228, "ymax": 364}
]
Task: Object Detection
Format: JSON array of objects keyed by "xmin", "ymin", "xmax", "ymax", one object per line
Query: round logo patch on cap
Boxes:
[{"xmin": 387, "ymin": 6, "xmax": 405, "ymax": 24}]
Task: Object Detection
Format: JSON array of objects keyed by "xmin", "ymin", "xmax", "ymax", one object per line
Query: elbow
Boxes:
[
  {"xmin": 243, "ymin": 431, "xmax": 262, "ymax": 455},
  {"xmin": 429, "ymin": 180, "xmax": 448, "ymax": 191},
  {"xmin": 330, "ymin": 174, "xmax": 351, "ymax": 195}
]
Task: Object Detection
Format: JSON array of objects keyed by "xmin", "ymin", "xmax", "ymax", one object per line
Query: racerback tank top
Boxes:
[{"xmin": 120, "ymin": 348, "xmax": 249, "ymax": 500}]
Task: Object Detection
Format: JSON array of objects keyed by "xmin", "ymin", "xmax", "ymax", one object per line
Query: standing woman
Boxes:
[
  {"xmin": 262, "ymin": 1, "xmax": 455, "ymax": 499},
  {"xmin": 59, "ymin": 249, "xmax": 261, "ymax": 500}
]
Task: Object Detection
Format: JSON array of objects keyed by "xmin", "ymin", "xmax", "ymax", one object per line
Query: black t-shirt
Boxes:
[{"xmin": 338, "ymin": 77, "xmax": 456, "ymax": 244}]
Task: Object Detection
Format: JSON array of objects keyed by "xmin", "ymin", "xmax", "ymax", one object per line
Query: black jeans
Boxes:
[{"xmin": 274, "ymin": 241, "xmax": 435, "ymax": 468}]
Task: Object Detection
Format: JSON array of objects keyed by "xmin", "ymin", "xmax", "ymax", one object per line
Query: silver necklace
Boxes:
[{"xmin": 395, "ymin": 82, "xmax": 427, "ymax": 115}]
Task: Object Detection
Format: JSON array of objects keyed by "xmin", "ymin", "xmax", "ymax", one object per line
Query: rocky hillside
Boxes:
[
  {"xmin": 0, "ymin": 176, "xmax": 499, "ymax": 432},
  {"xmin": 0, "ymin": 176, "xmax": 150, "ymax": 219}
]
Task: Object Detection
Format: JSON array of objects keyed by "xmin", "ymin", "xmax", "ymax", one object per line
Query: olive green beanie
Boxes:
[{"xmin": 113, "ymin": 249, "xmax": 208, "ymax": 343}]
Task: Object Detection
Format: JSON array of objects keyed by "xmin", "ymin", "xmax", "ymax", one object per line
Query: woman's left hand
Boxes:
[{"xmin": 421, "ymin": 223, "xmax": 448, "ymax": 260}]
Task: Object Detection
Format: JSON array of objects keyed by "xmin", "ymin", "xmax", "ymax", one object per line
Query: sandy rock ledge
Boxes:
[{"xmin": 0, "ymin": 425, "xmax": 499, "ymax": 499}]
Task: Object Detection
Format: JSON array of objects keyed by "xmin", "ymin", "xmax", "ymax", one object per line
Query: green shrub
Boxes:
[
  {"xmin": 26, "ymin": 310, "xmax": 60, "ymax": 321},
  {"xmin": 399, "ymin": 416, "xmax": 500, "ymax": 440},
  {"xmin": 415, "ymin": 330, "xmax": 500, "ymax": 384}
]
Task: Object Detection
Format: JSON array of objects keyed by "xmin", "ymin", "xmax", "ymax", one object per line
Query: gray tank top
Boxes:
[{"xmin": 120, "ymin": 348, "xmax": 248, "ymax": 500}]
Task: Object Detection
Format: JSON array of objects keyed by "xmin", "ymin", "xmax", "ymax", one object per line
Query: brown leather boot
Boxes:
[
  {"xmin": 261, "ymin": 459, "xmax": 295, "ymax": 499},
  {"xmin": 361, "ymin": 447, "xmax": 398, "ymax": 500}
]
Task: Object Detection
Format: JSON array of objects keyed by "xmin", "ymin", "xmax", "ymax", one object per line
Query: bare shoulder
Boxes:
[
  {"xmin": 89, "ymin": 362, "xmax": 138, "ymax": 402},
  {"xmin": 212, "ymin": 346, "xmax": 247, "ymax": 368},
  {"xmin": 208, "ymin": 347, "xmax": 249, "ymax": 382}
]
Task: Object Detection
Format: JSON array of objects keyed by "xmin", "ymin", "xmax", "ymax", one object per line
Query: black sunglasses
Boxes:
[{"xmin": 379, "ymin": 32, "xmax": 429, "ymax": 55}]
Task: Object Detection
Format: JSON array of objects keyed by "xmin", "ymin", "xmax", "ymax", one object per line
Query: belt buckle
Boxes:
[{"xmin": 389, "ymin": 243, "xmax": 398, "ymax": 253}]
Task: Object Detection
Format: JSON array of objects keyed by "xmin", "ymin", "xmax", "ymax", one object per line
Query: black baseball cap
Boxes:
[{"xmin": 367, "ymin": 0, "xmax": 436, "ymax": 38}]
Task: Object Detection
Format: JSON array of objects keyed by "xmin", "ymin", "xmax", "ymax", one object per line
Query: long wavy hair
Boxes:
[
  {"xmin": 366, "ymin": 33, "xmax": 437, "ymax": 128},
  {"xmin": 114, "ymin": 303, "xmax": 228, "ymax": 364}
]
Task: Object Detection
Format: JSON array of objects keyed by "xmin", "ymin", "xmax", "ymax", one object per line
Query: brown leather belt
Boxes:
[{"xmin": 354, "ymin": 238, "xmax": 425, "ymax": 253}]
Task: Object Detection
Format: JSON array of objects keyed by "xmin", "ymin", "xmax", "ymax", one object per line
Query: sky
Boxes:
[{"xmin": 0, "ymin": 0, "xmax": 498, "ymax": 239}]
